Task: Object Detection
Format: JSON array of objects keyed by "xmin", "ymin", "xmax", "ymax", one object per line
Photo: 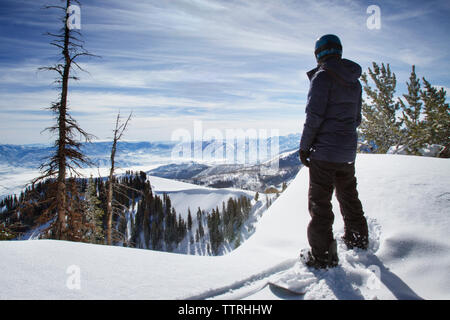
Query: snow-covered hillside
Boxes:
[
  {"xmin": 148, "ymin": 175, "xmax": 256, "ymax": 221},
  {"xmin": 143, "ymin": 175, "xmax": 269, "ymax": 255},
  {"xmin": 149, "ymin": 149, "xmax": 301, "ymax": 192},
  {"xmin": 1, "ymin": 154, "xmax": 449, "ymax": 300}
]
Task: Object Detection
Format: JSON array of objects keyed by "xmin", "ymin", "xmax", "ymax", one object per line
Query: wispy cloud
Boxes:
[{"xmin": 0, "ymin": 0, "xmax": 449, "ymax": 144}]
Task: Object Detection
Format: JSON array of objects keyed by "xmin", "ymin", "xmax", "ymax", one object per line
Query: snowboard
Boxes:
[{"xmin": 268, "ymin": 282, "xmax": 306, "ymax": 296}]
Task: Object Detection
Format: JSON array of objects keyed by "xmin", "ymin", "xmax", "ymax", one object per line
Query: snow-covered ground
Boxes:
[{"xmin": 0, "ymin": 154, "xmax": 449, "ymax": 299}]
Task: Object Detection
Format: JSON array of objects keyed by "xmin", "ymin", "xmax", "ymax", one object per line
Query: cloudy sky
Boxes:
[{"xmin": 0, "ymin": 0, "xmax": 449, "ymax": 144}]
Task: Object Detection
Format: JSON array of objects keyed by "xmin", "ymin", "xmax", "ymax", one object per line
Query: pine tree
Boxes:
[
  {"xmin": 361, "ymin": 62, "xmax": 448, "ymax": 156},
  {"xmin": 207, "ymin": 207, "xmax": 224, "ymax": 255},
  {"xmin": 65, "ymin": 178, "xmax": 86, "ymax": 241},
  {"xmin": 241, "ymin": 195, "xmax": 251, "ymax": 219},
  {"xmin": 84, "ymin": 175, "xmax": 104, "ymax": 243},
  {"xmin": 421, "ymin": 78, "xmax": 450, "ymax": 150},
  {"xmin": 177, "ymin": 214, "xmax": 186, "ymax": 244},
  {"xmin": 223, "ymin": 200, "xmax": 233, "ymax": 242},
  {"xmin": 399, "ymin": 65, "xmax": 425, "ymax": 155},
  {"xmin": 360, "ymin": 62, "xmax": 403, "ymax": 153},
  {"xmin": 187, "ymin": 208, "xmax": 192, "ymax": 231},
  {"xmin": 197, "ymin": 207, "xmax": 204, "ymax": 238}
]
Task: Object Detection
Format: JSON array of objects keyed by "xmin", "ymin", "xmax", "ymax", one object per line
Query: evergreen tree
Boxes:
[
  {"xmin": 207, "ymin": 208, "xmax": 223, "ymax": 255},
  {"xmin": 177, "ymin": 214, "xmax": 186, "ymax": 244},
  {"xmin": 195, "ymin": 229, "xmax": 200, "ymax": 242},
  {"xmin": 399, "ymin": 65, "xmax": 425, "ymax": 155},
  {"xmin": 197, "ymin": 207, "xmax": 204, "ymax": 238},
  {"xmin": 241, "ymin": 196, "xmax": 251, "ymax": 219},
  {"xmin": 164, "ymin": 206, "xmax": 177, "ymax": 252},
  {"xmin": 128, "ymin": 212, "xmax": 135, "ymax": 248},
  {"xmin": 362, "ymin": 62, "xmax": 449, "ymax": 155},
  {"xmin": 360, "ymin": 62, "xmax": 403, "ymax": 153},
  {"xmin": 142, "ymin": 200, "xmax": 151, "ymax": 248},
  {"xmin": 223, "ymin": 200, "xmax": 234, "ymax": 242},
  {"xmin": 84, "ymin": 175, "xmax": 104, "ymax": 243},
  {"xmin": 187, "ymin": 208, "xmax": 192, "ymax": 231},
  {"xmin": 65, "ymin": 178, "xmax": 86, "ymax": 241},
  {"xmin": 421, "ymin": 78, "xmax": 450, "ymax": 149}
]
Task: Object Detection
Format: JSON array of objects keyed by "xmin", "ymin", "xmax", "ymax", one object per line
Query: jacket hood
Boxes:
[{"xmin": 307, "ymin": 57, "xmax": 362, "ymax": 84}]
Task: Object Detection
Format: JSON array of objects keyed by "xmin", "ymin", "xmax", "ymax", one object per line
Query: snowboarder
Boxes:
[{"xmin": 299, "ymin": 34, "xmax": 369, "ymax": 269}]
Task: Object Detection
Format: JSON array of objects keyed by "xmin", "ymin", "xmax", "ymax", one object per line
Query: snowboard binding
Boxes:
[{"xmin": 300, "ymin": 240, "xmax": 339, "ymax": 270}]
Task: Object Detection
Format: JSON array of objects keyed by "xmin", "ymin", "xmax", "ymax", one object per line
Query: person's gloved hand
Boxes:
[{"xmin": 299, "ymin": 149, "xmax": 311, "ymax": 167}]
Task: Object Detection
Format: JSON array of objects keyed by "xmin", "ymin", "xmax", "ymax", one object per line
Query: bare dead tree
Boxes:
[
  {"xmin": 33, "ymin": 0, "xmax": 98, "ymax": 240},
  {"xmin": 106, "ymin": 112, "xmax": 132, "ymax": 245}
]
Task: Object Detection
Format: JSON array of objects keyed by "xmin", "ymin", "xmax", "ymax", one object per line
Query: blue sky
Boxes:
[{"xmin": 0, "ymin": 0, "xmax": 449, "ymax": 144}]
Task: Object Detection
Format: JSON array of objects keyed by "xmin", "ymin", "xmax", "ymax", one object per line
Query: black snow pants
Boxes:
[{"xmin": 307, "ymin": 159, "xmax": 368, "ymax": 256}]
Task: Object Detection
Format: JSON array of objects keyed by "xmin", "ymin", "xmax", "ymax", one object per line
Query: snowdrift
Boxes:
[{"xmin": 0, "ymin": 154, "xmax": 449, "ymax": 300}]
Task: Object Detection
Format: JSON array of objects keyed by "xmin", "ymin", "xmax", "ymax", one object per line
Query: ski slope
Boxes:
[{"xmin": 0, "ymin": 154, "xmax": 449, "ymax": 300}]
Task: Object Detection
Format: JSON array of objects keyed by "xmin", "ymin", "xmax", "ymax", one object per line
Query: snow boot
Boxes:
[
  {"xmin": 342, "ymin": 231, "xmax": 369, "ymax": 250},
  {"xmin": 300, "ymin": 240, "xmax": 339, "ymax": 269}
]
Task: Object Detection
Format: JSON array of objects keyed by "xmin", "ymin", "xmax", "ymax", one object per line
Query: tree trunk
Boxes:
[
  {"xmin": 55, "ymin": 5, "xmax": 72, "ymax": 240},
  {"xmin": 106, "ymin": 112, "xmax": 131, "ymax": 245},
  {"xmin": 106, "ymin": 139, "xmax": 116, "ymax": 245}
]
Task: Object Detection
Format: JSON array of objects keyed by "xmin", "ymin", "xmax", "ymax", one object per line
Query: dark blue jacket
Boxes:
[{"xmin": 300, "ymin": 57, "xmax": 362, "ymax": 163}]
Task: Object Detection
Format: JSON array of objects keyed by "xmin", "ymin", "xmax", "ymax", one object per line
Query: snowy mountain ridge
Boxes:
[
  {"xmin": 148, "ymin": 149, "xmax": 301, "ymax": 192},
  {"xmin": 0, "ymin": 133, "xmax": 301, "ymax": 169}
]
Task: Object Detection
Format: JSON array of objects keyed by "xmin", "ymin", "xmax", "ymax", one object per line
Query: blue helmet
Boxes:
[{"xmin": 314, "ymin": 34, "xmax": 342, "ymax": 63}]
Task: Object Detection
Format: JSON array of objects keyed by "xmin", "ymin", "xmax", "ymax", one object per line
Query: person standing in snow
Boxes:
[{"xmin": 299, "ymin": 34, "xmax": 369, "ymax": 269}]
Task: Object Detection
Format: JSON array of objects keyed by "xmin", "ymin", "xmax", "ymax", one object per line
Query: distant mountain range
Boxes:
[
  {"xmin": 0, "ymin": 133, "xmax": 301, "ymax": 169},
  {"xmin": 148, "ymin": 149, "xmax": 302, "ymax": 192}
]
